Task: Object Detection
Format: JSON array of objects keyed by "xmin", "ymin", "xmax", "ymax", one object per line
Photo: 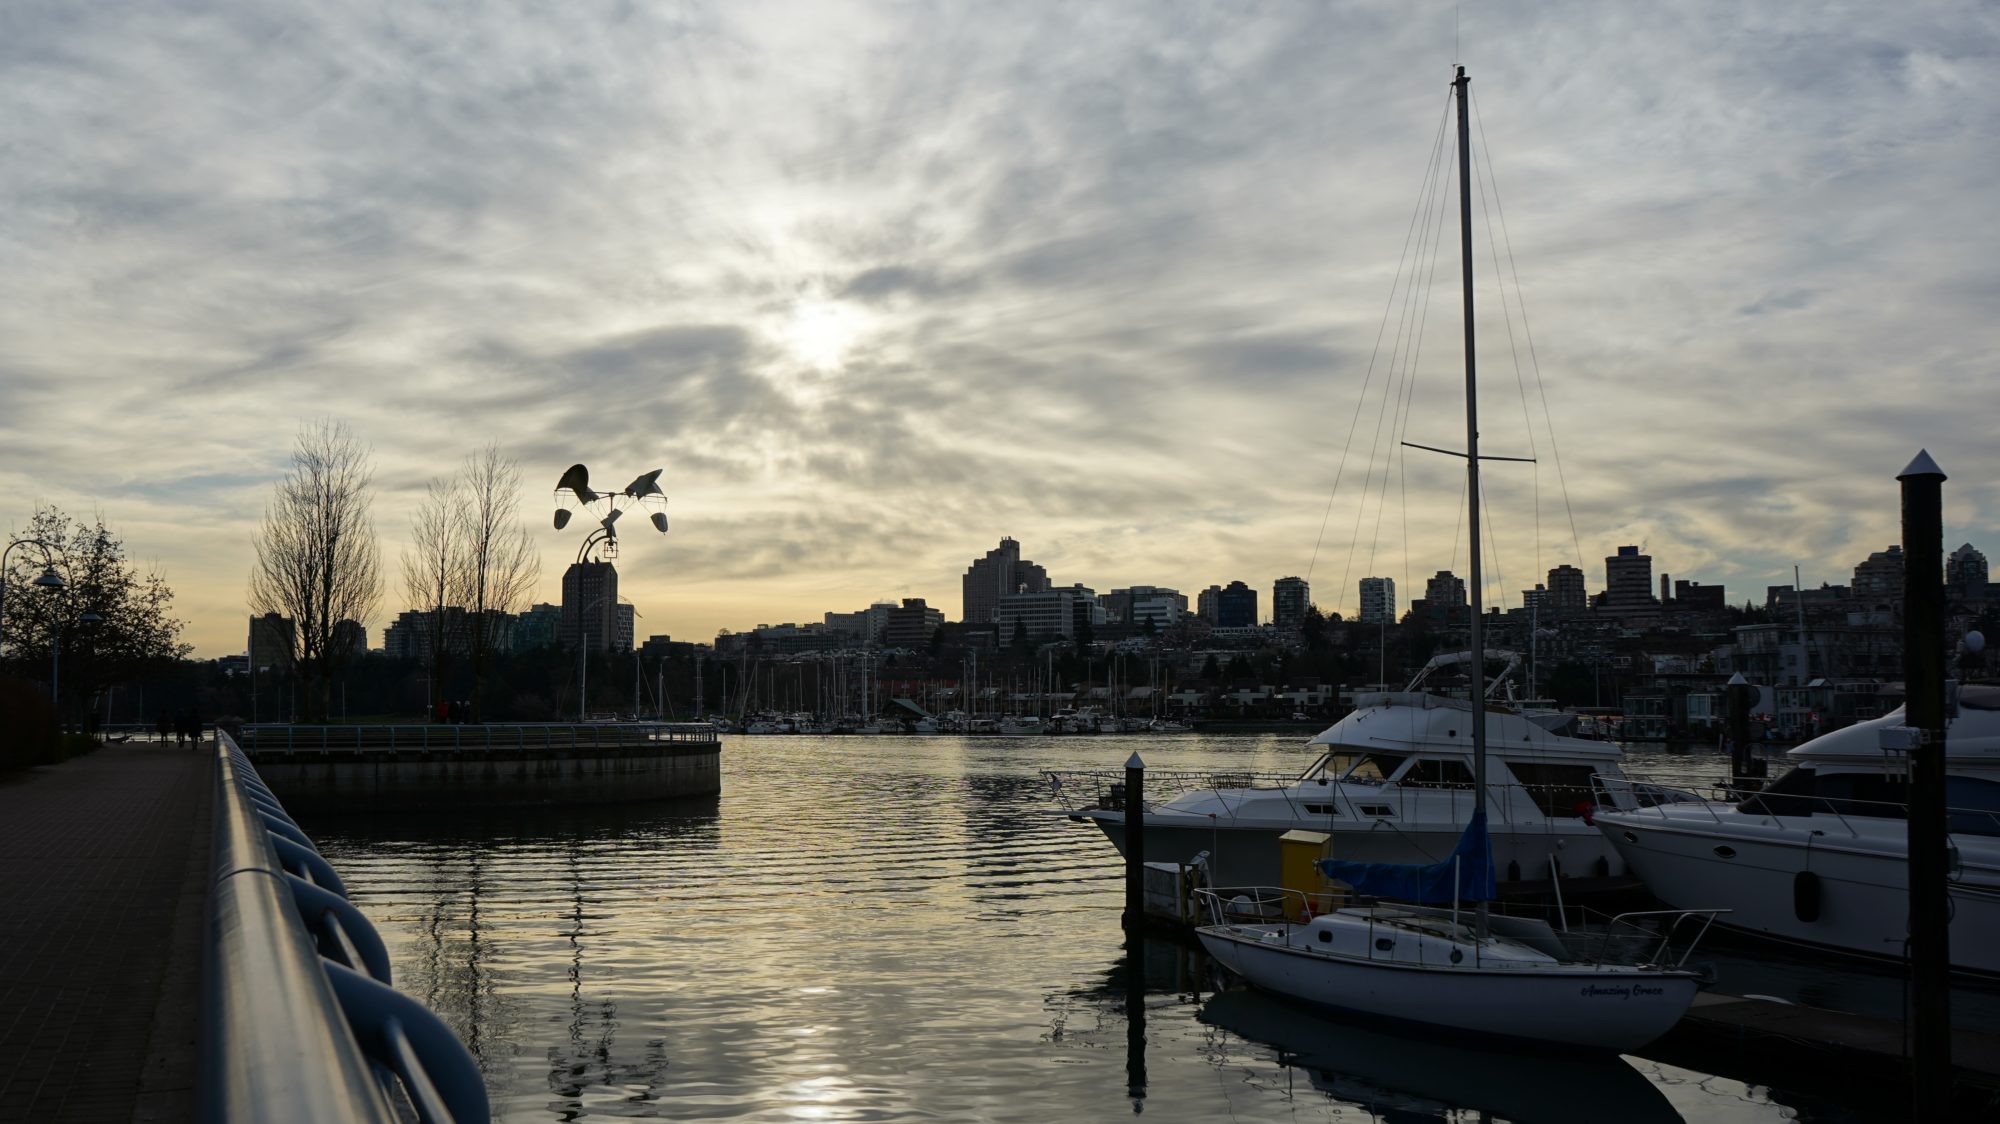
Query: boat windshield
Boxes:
[
  {"xmin": 1342, "ymin": 753, "xmax": 1408, "ymax": 786},
  {"xmin": 1300, "ymin": 751, "xmax": 1359, "ymax": 781}
]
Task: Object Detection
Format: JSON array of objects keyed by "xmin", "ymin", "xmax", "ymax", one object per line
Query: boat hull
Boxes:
[
  {"xmin": 1196, "ymin": 927, "xmax": 1698, "ymax": 1052},
  {"xmin": 1596, "ymin": 810, "xmax": 2000, "ymax": 976}
]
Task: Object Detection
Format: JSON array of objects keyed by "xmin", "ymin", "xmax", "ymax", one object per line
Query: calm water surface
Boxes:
[{"xmin": 309, "ymin": 734, "xmax": 1896, "ymax": 1122}]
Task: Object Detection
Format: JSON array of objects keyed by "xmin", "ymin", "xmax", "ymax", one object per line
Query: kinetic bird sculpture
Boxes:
[{"xmin": 553, "ymin": 464, "xmax": 669, "ymax": 563}]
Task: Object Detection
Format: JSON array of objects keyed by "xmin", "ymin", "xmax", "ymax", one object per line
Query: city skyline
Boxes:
[{"xmin": 5, "ymin": 3, "xmax": 1998, "ymax": 657}]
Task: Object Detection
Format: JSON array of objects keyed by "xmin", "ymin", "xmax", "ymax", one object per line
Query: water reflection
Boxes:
[
  {"xmin": 1197, "ymin": 987, "xmax": 1681, "ymax": 1124},
  {"xmin": 311, "ymin": 735, "xmax": 1865, "ymax": 1122}
]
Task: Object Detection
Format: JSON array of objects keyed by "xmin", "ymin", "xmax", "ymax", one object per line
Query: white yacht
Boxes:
[
  {"xmin": 1049, "ymin": 653, "xmax": 1630, "ymax": 888},
  {"xmin": 1594, "ymin": 684, "xmax": 2000, "ymax": 975}
]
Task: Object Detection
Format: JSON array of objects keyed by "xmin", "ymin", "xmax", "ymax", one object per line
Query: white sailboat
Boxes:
[{"xmin": 1195, "ymin": 67, "xmax": 1718, "ymax": 1052}]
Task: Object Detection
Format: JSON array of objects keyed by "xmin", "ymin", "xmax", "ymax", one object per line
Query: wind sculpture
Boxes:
[{"xmin": 552, "ymin": 465, "xmax": 669, "ymax": 564}]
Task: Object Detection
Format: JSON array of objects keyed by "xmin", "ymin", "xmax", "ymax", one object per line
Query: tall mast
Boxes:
[{"xmin": 1454, "ymin": 65, "xmax": 1488, "ymax": 937}]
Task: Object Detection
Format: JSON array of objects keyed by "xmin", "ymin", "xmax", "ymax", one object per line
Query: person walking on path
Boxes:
[
  {"xmin": 184, "ymin": 710, "xmax": 204, "ymax": 750},
  {"xmin": 155, "ymin": 711, "xmax": 173, "ymax": 745}
]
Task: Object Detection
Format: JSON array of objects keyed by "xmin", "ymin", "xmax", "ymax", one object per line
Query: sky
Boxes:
[{"xmin": 4, "ymin": 1, "xmax": 1997, "ymax": 657}]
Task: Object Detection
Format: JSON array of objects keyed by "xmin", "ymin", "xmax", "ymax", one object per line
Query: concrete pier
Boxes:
[{"xmin": 240, "ymin": 723, "xmax": 721, "ymax": 812}]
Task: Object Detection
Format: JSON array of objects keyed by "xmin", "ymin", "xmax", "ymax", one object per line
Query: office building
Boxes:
[
  {"xmin": 1547, "ymin": 564, "xmax": 1587, "ymax": 616},
  {"xmin": 1949, "ymin": 543, "xmax": 1990, "ymax": 601},
  {"xmin": 1424, "ymin": 571, "xmax": 1466, "ymax": 624},
  {"xmin": 1602, "ymin": 546, "xmax": 1656, "ymax": 618},
  {"xmin": 961, "ymin": 538, "xmax": 1051, "ymax": 625},
  {"xmin": 884, "ymin": 598, "xmax": 944, "ymax": 648},
  {"xmin": 1216, "ymin": 581, "xmax": 1258, "ymax": 628},
  {"xmin": 1852, "ymin": 545, "xmax": 1905, "ymax": 606},
  {"xmin": 561, "ymin": 561, "xmax": 620, "ymax": 652},
  {"xmin": 613, "ymin": 603, "xmax": 635, "ymax": 651},
  {"xmin": 514, "ymin": 603, "xmax": 561, "ymax": 650},
  {"xmin": 1196, "ymin": 585, "xmax": 1222, "ymax": 624},
  {"xmin": 248, "ymin": 613, "xmax": 295, "ymax": 670},
  {"xmin": 1272, "ymin": 577, "xmax": 1310, "ymax": 632},
  {"xmin": 1358, "ymin": 577, "xmax": 1396, "ymax": 625}
]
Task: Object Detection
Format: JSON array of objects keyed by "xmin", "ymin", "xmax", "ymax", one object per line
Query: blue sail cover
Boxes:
[{"xmin": 1314, "ymin": 809, "xmax": 1497, "ymax": 904}]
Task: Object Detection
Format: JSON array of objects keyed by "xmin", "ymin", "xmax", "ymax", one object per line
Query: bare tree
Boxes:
[
  {"xmin": 250, "ymin": 419, "xmax": 382, "ymax": 722},
  {"xmin": 400, "ymin": 475, "xmax": 468, "ymax": 718},
  {"xmin": 458, "ymin": 444, "xmax": 539, "ymax": 720}
]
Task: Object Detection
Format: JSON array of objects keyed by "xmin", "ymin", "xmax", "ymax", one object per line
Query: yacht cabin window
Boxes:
[
  {"xmin": 1401, "ymin": 758, "xmax": 1476, "ymax": 789},
  {"xmin": 1302, "ymin": 752, "xmax": 1360, "ymax": 782},
  {"xmin": 1507, "ymin": 762, "xmax": 1599, "ymax": 817},
  {"xmin": 1342, "ymin": 753, "xmax": 1408, "ymax": 786},
  {"xmin": 1946, "ymin": 777, "xmax": 2000, "ymax": 837}
]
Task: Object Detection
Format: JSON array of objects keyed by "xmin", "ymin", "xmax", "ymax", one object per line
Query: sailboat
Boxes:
[{"xmin": 1194, "ymin": 67, "xmax": 1719, "ymax": 1053}]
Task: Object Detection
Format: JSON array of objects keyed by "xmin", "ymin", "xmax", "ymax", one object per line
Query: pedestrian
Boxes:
[
  {"xmin": 156, "ymin": 712, "xmax": 173, "ymax": 745},
  {"xmin": 184, "ymin": 710, "xmax": 203, "ymax": 750}
]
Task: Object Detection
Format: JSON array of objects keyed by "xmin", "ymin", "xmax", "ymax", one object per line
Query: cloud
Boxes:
[{"xmin": 2, "ymin": 1, "xmax": 1998, "ymax": 653}]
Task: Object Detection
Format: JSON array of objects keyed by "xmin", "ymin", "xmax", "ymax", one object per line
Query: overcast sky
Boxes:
[{"xmin": 4, "ymin": 1, "xmax": 1996, "ymax": 656}]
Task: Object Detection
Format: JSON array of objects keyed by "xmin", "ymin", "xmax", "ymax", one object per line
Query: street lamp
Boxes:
[
  {"xmin": 0, "ymin": 537, "xmax": 65, "ymax": 657},
  {"xmin": 54, "ymin": 609, "xmax": 102, "ymax": 732}
]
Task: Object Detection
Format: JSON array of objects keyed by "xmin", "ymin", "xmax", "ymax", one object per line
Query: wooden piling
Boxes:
[{"xmin": 1899, "ymin": 449, "xmax": 1951, "ymax": 1119}]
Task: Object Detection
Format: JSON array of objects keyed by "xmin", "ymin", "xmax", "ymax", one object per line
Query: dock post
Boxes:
[
  {"xmin": 1725, "ymin": 672, "xmax": 1760, "ymax": 787},
  {"xmin": 1898, "ymin": 449, "xmax": 1950, "ymax": 1118},
  {"xmin": 1123, "ymin": 752, "xmax": 1145, "ymax": 932}
]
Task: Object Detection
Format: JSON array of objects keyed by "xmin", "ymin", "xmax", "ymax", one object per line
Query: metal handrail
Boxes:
[
  {"xmin": 1046, "ymin": 768, "xmax": 1622, "ymax": 830},
  {"xmin": 203, "ymin": 732, "xmax": 489, "ymax": 1124}
]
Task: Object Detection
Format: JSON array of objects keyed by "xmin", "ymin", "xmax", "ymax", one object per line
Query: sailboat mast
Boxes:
[
  {"xmin": 1454, "ymin": 65, "xmax": 1489, "ymax": 938},
  {"xmin": 1455, "ymin": 66, "xmax": 1485, "ymax": 795}
]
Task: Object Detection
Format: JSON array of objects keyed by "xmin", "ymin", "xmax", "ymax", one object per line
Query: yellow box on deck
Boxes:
[{"xmin": 1278, "ymin": 829, "xmax": 1342, "ymax": 920}]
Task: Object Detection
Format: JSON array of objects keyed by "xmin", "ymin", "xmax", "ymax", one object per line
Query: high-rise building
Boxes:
[
  {"xmin": 1106, "ymin": 586, "xmax": 1186, "ymax": 630},
  {"xmin": 961, "ymin": 538, "xmax": 1051, "ymax": 624},
  {"xmin": 561, "ymin": 562, "xmax": 620, "ymax": 651},
  {"xmin": 997, "ymin": 587, "xmax": 1099, "ymax": 640},
  {"xmin": 332, "ymin": 618, "xmax": 369, "ymax": 656},
  {"xmin": 1949, "ymin": 543, "xmax": 1990, "ymax": 600},
  {"xmin": 1272, "ymin": 577, "xmax": 1310, "ymax": 632},
  {"xmin": 1359, "ymin": 577, "xmax": 1396, "ymax": 625},
  {"xmin": 1547, "ymin": 564, "xmax": 1587, "ymax": 616},
  {"xmin": 248, "ymin": 613, "xmax": 295, "ymax": 670},
  {"xmin": 1424, "ymin": 571, "xmax": 1466, "ymax": 624},
  {"xmin": 1216, "ymin": 581, "xmax": 1258, "ymax": 628},
  {"xmin": 514, "ymin": 603, "xmax": 561, "ymax": 650},
  {"xmin": 1521, "ymin": 584, "xmax": 1549, "ymax": 619},
  {"xmin": 1601, "ymin": 546, "xmax": 1656, "ymax": 617},
  {"xmin": 1197, "ymin": 585, "xmax": 1222, "ymax": 624},
  {"xmin": 613, "ymin": 603, "xmax": 636, "ymax": 651},
  {"xmin": 1672, "ymin": 580, "xmax": 1727, "ymax": 610},
  {"xmin": 884, "ymin": 598, "xmax": 944, "ymax": 649},
  {"xmin": 1852, "ymin": 545, "xmax": 1905, "ymax": 605}
]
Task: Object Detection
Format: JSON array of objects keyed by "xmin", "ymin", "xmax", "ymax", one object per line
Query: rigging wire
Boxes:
[
  {"xmin": 1349, "ymin": 109, "xmax": 1456, "ymax": 609},
  {"xmin": 1471, "ymin": 115, "xmax": 1539, "ymax": 604},
  {"xmin": 1472, "ymin": 87, "xmax": 1586, "ymax": 572},
  {"xmin": 1306, "ymin": 91, "xmax": 1454, "ymax": 614}
]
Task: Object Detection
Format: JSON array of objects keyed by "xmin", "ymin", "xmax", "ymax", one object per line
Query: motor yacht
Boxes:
[
  {"xmin": 1048, "ymin": 652, "xmax": 1631, "ymax": 888},
  {"xmin": 1594, "ymin": 684, "xmax": 2000, "ymax": 974}
]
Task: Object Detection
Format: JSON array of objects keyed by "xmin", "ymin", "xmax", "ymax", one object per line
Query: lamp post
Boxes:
[
  {"xmin": 1, "ymin": 538, "xmax": 66, "ymax": 658},
  {"xmin": 54, "ymin": 609, "xmax": 103, "ymax": 733}
]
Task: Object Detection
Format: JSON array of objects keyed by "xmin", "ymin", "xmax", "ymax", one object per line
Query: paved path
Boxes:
[{"xmin": 0, "ymin": 739, "xmax": 212, "ymax": 1123}]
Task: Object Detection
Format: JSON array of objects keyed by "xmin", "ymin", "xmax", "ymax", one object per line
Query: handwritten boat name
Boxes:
[{"xmin": 1579, "ymin": 983, "xmax": 1667, "ymax": 999}]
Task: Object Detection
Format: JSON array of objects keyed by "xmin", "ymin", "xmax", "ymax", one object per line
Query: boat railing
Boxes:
[
  {"xmin": 1593, "ymin": 773, "xmax": 2000, "ymax": 843},
  {"xmin": 1192, "ymin": 886, "xmax": 1726, "ymax": 973},
  {"xmin": 1048, "ymin": 767, "xmax": 1630, "ymax": 829},
  {"xmin": 1578, "ymin": 909, "xmax": 1728, "ymax": 971},
  {"xmin": 237, "ymin": 721, "xmax": 720, "ymax": 755}
]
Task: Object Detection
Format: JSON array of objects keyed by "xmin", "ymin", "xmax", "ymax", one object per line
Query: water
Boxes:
[{"xmin": 311, "ymin": 734, "xmax": 1899, "ymax": 1122}]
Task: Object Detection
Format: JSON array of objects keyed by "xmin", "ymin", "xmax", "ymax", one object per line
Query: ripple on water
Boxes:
[{"xmin": 308, "ymin": 733, "xmax": 1875, "ymax": 1123}]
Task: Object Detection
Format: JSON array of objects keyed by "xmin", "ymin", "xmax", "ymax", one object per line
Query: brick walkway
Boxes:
[{"xmin": 0, "ymin": 738, "xmax": 212, "ymax": 1123}]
